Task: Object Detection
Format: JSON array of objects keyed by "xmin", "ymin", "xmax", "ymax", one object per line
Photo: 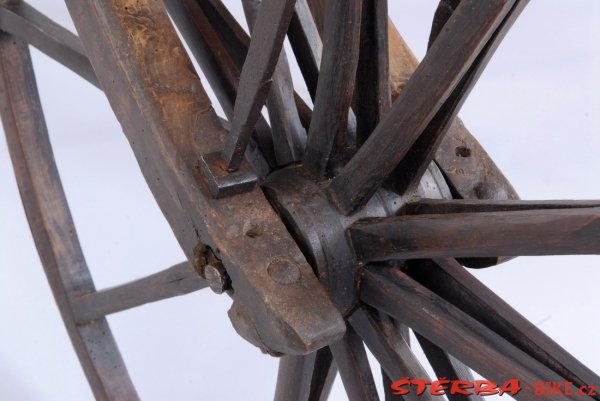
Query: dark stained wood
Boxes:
[
  {"xmin": 328, "ymin": 0, "xmax": 515, "ymax": 214},
  {"xmin": 415, "ymin": 334, "xmax": 484, "ymax": 401},
  {"xmin": 408, "ymin": 258, "xmax": 600, "ymax": 397},
  {"xmin": 242, "ymin": 0, "xmax": 306, "ymax": 164},
  {"xmin": 303, "ymin": 0, "xmax": 519, "ymax": 204},
  {"xmin": 164, "ymin": 0, "xmax": 276, "ymax": 173},
  {"xmin": 388, "ymin": 0, "xmax": 528, "ymax": 194},
  {"xmin": 287, "ymin": 0, "xmax": 358, "ymax": 142},
  {"xmin": 428, "ymin": 0, "xmax": 462, "ymax": 49},
  {"xmin": 355, "ymin": 0, "xmax": 390, "ymax": 145},
  {"xmin": 403, "ymin": 199, "xmax": 600, "ymax": 215},
  {"xmin": 330, "ymin": 325, "xmax": 380, "ymax": 401},
  {"xmin": 308, "ymin": 347, "xmax": 337, "ymax": 401},
  {"xmin": 273, "ymin": 348, "xmax": 336, "ymax": 401},
  {"xmin": 350, "ymin": 207, "xmax": 600, "ymax": 261},
  {"xmin": 302, "ymin": 0, "xmax": 362, "ymax": 176},
  {"xmin": 288, "ymin": 0, "xmax": 322, "ymax": 101},
  {"xmin": 222, "ymin": 0, "xmax": 297, "ymax": 171},
  {"xmin": 64, "ymin": 0, "xmax": 344, "ymax": 355},
  {"xmin": 0, "ymin": 32, "xmax": 138, "ymax": 401},
  {"xmin": 274, "ymin": 354, "xmax": 317, "ymax": 401},
  {"xmin": 0, "ymin": 0, "xmax": 99, "ymax": 87},
  {"xmin": 360, "ymin": 267, "xmax": 577, "ymax": 401},
  {"xmin": 386, "ymin": 13, "xmax": 519, "ymax": 203},
  {"xmin": 349, "ymin": 307, "xmax": 434, "ymax": 401},
  {"xmin": 72, "ymin": 262, "xmax": 207, "ymax": 324}
]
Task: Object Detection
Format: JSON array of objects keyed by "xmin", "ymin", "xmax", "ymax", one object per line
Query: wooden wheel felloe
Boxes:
[{"xmin": 1, "ymin": 0, "xmax": 598, "ymax": 400}]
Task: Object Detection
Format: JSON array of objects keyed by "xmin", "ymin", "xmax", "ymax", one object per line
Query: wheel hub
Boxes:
[{"xmin": 262, "ymin": 164, "xmax": 449, "ymax": 315}]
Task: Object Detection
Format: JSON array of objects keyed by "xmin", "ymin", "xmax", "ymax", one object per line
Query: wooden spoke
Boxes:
[
  {"xmin": 288, "ymin": 0, "xmax": 322, "ymax": 101},
  {"xmin": 428, "ymin": 0, "xmax": 462, "ymax": 49},
  {"xmin": 355, "ymin": 0, "xmax": 390, "ymax": 145},
  {"xmin": 350, "ymin": 207, "xmax": 600, "ymax": 262},
  {"xmin": 386, "ymin": 24, "xmax": 519, "ymax": 203},
  {"xmin": 328, "ymin": 0, "xmax": 515, "ymax": 214},
  {"xmin": 71, "ymin": 262, "xmax": 207, "ymax": 324},
  {"xmin": 302, "ymin": 0, "xmax": 362, "ymax": 176},
  {"xmin": 408, "ymin": 258, "xmax": 600, "ymax": 396},
  {"xmin": 221, "ymin": 0, "xmax": 297, "ymax": 171},
  {"xmin": 415, "ymin": 334, "xmax": 484, "ymax": 401},
  {"xmin": 65, "ymin": 0, "xmax": 344, "ymax": 355},
  {"xmin": 0, "ymin": 33, "xmax": 138, "ymax": 400},
  {"xmin": 0, "ymin": 1, "xmax": 99, "ymax": 87},
  {"xmin": 274, "ymin": 348, "xmax": 337, "ymax": 401},
  {"xmin": 242, "ymin": 0, "xmax": 306, "ymax": 164},
  {"xmin": 403, "ymin": 199, "xmax": 600, "ymax": 215},
  {"xmin": 308, "ymin": 347, "xmax": 337, "ymax": 401},
  {"xmin": 274, "ymin": 354, "xmax": 318, "ymax": 401},
  {"xmin": 389, "ymin": 0, "xmax": 528, "ymax": 194},
  {"xmin": 287, "ymin": 0, "xmax": 358, "ymax": 143},
  {"xmin": 349, "ymin": 307, "xmax": 434, "ymax": 401},
  {"xmin": 360, "ymin": 267, "xmax": 578, "ymax": 401},
  {"xmin": 330, "ymin": 325, "xmax": 380, "ymax": 401},
  {"xmin": 164, "ymin": 0, "xmax": 276, "ymax": 173}
]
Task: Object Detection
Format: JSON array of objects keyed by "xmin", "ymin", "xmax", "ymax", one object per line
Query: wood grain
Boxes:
[
  {"xmin": 350, "ymin": 207, "xmax": 600, "ymax": 261},
  {"xmin": 0, "ymin": 0, "xmax": 98, "ymax": 87},
  {"xmin": 72, "ymin": 262, "xmax": 207, "ymax": 324},
  {"xmin": 0, "ymin": 32, "xmax": 138, "ymax": 400},
  {"xmin": 408, "ymin": 258, "xmax": 600, "ymax": 398},
  {"xmin": 65, "ymin": 0, "xmax": 344, "ymax": 355},
  {"xmin": 302, "ymin": 0, "xmax": 362, "ymax": 176},
  {"xmin": 328, "ymin": 0, "xmax": 515, "ymax": 214},
  {"xmin": 361, "ymin": 267, "xmax": 577, "ymax": 401},
  {"xmin": 222, "ymin": 0, "xmax": 297, "ymax": 170}
]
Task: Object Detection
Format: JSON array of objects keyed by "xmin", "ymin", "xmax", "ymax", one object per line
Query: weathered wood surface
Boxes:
[
  {"xmin": 355, "ymin": 0, "xmax": 390, "ymax": 145},
  {"xmin": 0, "ymin": 32, "xmax": 138, "ymax": 401},
  {"xmin": 361, "ymin": 267, "xmax": 578, "ymax": 401},
  {"xmin": 349, "ymin": 307, "xmax": 434, "ymax": 401},
  {"xmin": 408, "ymin": 258, "xmax": 600, "ymax": 397},
  {"xmin": 388, "ymin": 0, "xmax": 528, "ymax": 195},
  {"xmin": 72, "ymin": 261, "xmax": 207, "ymax": 324},
  {"xmin": 164, "ymin": 0, "xmax": 276, "ymax": 173},
  {"xmin": 288, "ymin": 0, "xmax": 321, "ymax": 100},
  {"xmin": 306, "ymin": 0, "xmax": 519, "ymax": 205},
  {"xmin": 328, "ymin": 0, "xmax": 516, "ymax": 214},
  {"xmin": 242, "ymin": 0, "xmax": 306, "ymax": 164},
  {"xmin": 222, "ymin": 0, "xmax": 297, "ymax": 170},
  {"xmin": 330, "ymin": 325, "xmax": 380, "ymax": 401},
  {"xmin": 350, "ymin": 207, "xmax": 600, "ymax": 261},
  {"xmin": 273, "ymin": 348, "xmax": 336, "ymax": 401},
  {"xmin": 403, "ymin": 199, "xmax": 600, "ymax": 215},
  {"xmin": 65, "ymin": 0, "xmax": 344, "ymax": 355},
  {"xmin": 415, "ymin": 333, "xmax": 484, "ymax": 401},
  {"xmin": 0, "ymin": 0, "xmax": 98, "ymax": 87},
  {"xmin": 303, "ymin": 0, "xmax": 362, "ymax": 176}
]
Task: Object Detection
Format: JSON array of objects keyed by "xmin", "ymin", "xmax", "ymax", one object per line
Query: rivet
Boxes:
[{"xmin": 267, "ymin": 259, "xmax": 301, "ymax": 285}]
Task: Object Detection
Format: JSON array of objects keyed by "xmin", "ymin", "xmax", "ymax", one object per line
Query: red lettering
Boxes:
[
  {"xmin": 564, "ymin": 382, "xmax": 573, "ymax": 396},
  {"xmin": 474, "ymin": 380, "xmax": 498, "ymax": 396},
  {"xmin": 390, "ymin": 378, "xmax": 411, "ymax": 395},
  {"xmin": 534, "ymin": 382, "xmax": 546, "ymax": 395},
  {"xmin": 498, "ymin": 379, "xmax": 522, "ymax": 396},
  {"xmin": 411, "ymin": 379, "xmax": 429, "ymax": 395},
  {"xmin": 430, "ymin": 378, "xmax": 449, "ymax": 396},
  {"xmin": 551, "ymin": 381, "xmax": 564, "ymax": 395},
  {"xmin": 450, "ymin": 380, "xmax": 474, "ymax": 395}
]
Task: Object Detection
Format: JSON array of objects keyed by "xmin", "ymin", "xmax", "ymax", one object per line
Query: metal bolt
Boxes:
[{"xmin": 204, "ymin": 263, "xmax": 231, "ymax": 294}]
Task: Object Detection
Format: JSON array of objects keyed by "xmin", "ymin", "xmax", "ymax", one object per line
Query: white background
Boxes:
[{"xmin": 1, "ymin": 1, "xmax": 599, "ymax": 400}]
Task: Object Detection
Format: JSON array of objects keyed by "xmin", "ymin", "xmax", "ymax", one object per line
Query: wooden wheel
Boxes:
[{"xmin": 1, "ymin": 0, "xmax": 598, "ymax": 400}]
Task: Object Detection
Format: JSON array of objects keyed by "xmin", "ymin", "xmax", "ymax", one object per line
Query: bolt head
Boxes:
[{"xmin": 204, "ymin": 264, "xmax": 230, "ymax": 294}]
